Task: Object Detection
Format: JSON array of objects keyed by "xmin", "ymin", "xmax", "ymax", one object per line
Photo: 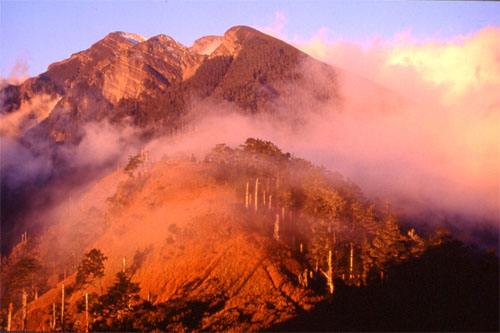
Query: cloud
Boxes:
[
  {"xmin": 296, "ymin": 25, "xmax": 499, "ymax": 223},
  {"xmin": 253, "ymin": 17, "xmax": 500, "ymax": 226},
  {"xmin": 1, "ymin": 58, "xmax": 30, "ymax": 84},
  {"xmin": 297, "ymin": 25, "xmax": 500, "ymax": 108},
  {"xmin": 256, "ymin": 10, "xmax": 289, "ymax": 41},
  {"xmin": 0, "ymin": 94, "xmax": 61, "ymax": 137}
]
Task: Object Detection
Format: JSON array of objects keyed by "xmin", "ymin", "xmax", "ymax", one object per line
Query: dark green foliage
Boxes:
[
  {"xmin": 89, "ymin": 271, "xmax": 141, "ymax": 331},
  {"xmin": 107, "ymin": 171, "xmax": 148, "ymax": 214},
  {"xmin": 1, "ymin": 250, "xmax": 48, "ymax": 309},
  {"xmin": 76, "ymin": 249, "xmax": 107, "ymax": 293},
  {"xmin": 124, "ymin": 154, "xmax": 142, "ymax": 178},
  {"xmin": 5, "ymin": 256, "xmax": 42, "ymax": 294}
]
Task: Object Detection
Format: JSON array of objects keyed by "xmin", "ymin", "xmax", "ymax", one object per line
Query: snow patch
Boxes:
[{"xmin": 119, "ymin": 32, "xmax": 149, "ymax": 45}]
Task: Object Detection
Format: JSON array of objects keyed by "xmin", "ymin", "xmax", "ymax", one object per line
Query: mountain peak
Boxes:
[
  {"xmin": 210, "ymin": 25, "xmax": 279, "ymax": 58},
  {"xmin": 117, "ymin": 31, "xmax": 149, "ymax": 45}
]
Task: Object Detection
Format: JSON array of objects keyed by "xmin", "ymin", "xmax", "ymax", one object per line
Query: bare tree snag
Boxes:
[
  {"xmin": 269, "ymin": 194, "xmax": 272, "ymax": 210},
  {"xmin": 7, "ymin": 302, "xmax": 12, "ymax": 331},
  {"xmin": 254, "ymin": 178, "xmax": 259, "ymax": 212},
  {"xmin": 61, "ymin": 284, "xmax": 65, "ymax": 332},
  {"xmin": 245, "ymin": 181, "xmax": 249, "ymax": 209},
  {"xmin": 22, "ymin": 289, "xmax": 27, "ymax": 331},
  {"xmin": 122, "ymin": 257, "xmax": 126, "ymax": 273},
  {"xmin": 274, "ymin": 214, "xmax": 280, "ymax": 241},
  {"xmin": 263, "ymin": 190, "xmax": 266, "ymax": 207},
  {"xmin": 85, "ymin": 292, "xmax": 89, "ymax": 333},
  {"xmin": 320, "ymin": 250, "xmax": 334, "ymax": 294},
  {"xmin": 52, "ymin": 303, "xmax": 55, "ymax": 330},
  {"xmin": 349, "ymin": 243, "xmax": 354, "ymax": 280}
]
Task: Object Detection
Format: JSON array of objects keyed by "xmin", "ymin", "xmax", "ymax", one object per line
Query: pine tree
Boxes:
[
  {"xmin": 76, "ymin": 249, "xmax": 107, "ymax": 294},
  {"xmin": 90, "ymin": 271, "xmax": 141, "ymax": 331},
  {"xmin": 362, "ymin": 214, "xmax": 406, "ymax": 282}
]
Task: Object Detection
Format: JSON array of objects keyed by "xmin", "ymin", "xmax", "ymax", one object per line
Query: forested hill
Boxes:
[{"xmin": 1, "ymin": 138, "xmax": 498, "ymax": 331}]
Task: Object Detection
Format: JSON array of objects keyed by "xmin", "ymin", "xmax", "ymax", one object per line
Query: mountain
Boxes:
[
  {"xmin": 1, "ymin": 24, "xmax": 498, "ymax": 332},
  {"xmin": 2, "ymin": 26, "xmax": 339, "ymax": 146}
]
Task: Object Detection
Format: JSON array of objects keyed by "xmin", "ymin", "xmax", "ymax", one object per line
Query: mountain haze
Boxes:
[{"xmin": 1, "ymin": 25, "xmax": 497, "ymax": 332}]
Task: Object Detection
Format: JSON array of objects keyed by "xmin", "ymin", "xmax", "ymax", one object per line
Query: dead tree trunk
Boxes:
[
  {"xmin": 245, "ymin": 181, "xmax": 249, "ymax": 209},
  {"xmin": 7, "ymin": 302, "xmax": 12, "ymax": 331},
  {"xmin": 61, "ymin": 284, "xmax": 65, "ymax": 332},
  {"xmin": 22, "ymin": 290, "xmax": 27, "ymax": 331},
  {"xmin": 254, "ymin": 178, "xmax": 259, "ymax": 212},
  {"xmin": 320, "ymin": 250, "xmax": 334, "ymax": 294},
  {"xmin": 349, "ymin": 243, "xmax": 354, "ymax": 280},
  {"xmin": 273, "ymin": 214, "xmax": 280, "ymax": 241},
  {"xmin": 85, "ymin": 292, "xmax": 89, "ymax": 333},
  {"xmin": 51, "ymin": 303, "xmax": 55, "ymax": 331}
]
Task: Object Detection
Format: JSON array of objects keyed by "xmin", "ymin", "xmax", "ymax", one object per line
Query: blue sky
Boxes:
[{"xmin": 1, "ymin": 0, "xmax": 499, "ymax": 78}]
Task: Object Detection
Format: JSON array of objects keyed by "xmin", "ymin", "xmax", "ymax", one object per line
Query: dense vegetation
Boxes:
[{"xmin": 207, "ymin": 138, "xmax": 499, "ymax": 331}]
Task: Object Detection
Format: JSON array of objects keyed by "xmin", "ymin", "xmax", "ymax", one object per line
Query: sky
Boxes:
[{"xmin": 1, "ymin": 0, "xmax": 499, "ymax": 78}]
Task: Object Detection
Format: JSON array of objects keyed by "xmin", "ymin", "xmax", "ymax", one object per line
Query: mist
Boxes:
[{"xmin": 1, "ymin": 25, "xmax": 498, "ymax": 254}]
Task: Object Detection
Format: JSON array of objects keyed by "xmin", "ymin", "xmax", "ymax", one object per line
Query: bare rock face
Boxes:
[
  {"xmin": 190, "ymin": 35, "xmax": 223, "ymax": 56},
  {"xmin": 211, "ymin": 26, "xmax": 258, "ymax": 58}
]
